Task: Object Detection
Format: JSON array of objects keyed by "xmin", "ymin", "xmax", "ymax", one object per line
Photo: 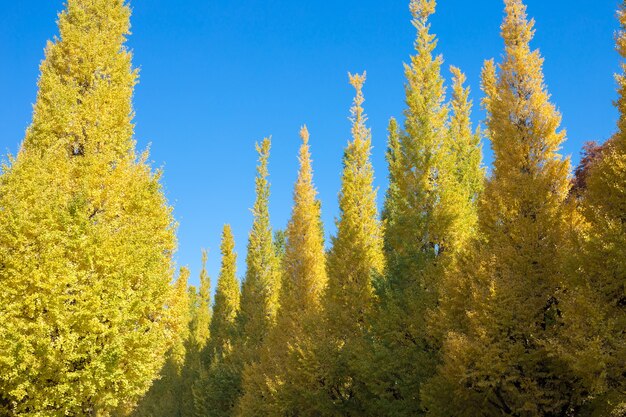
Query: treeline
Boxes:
[{"xmin": 0, "ymin": 0, "xmax": 624, "ymax": 416}]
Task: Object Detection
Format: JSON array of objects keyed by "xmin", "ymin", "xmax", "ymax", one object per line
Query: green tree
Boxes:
[
  {"xmin": 422, "ymin": 1, "xmax": 582, "ymax": 415},
  {"xmin": 238, "ymin": 138, "xmax": 280, "ymax": 351},
  {"xmin": 217, "ymin": 139, "xmax": 279, "ymax": 416},
  {"xmin": 195, "ymin": 250, "xmax": 212, "ymax": 352},
  {"xmin": 426, "ymin": 67, "xmax": 484, "ymax": 342},
  {"xmin": 180, "ymin": 287, "xmax": 199, "ymax": 416},
  {"xmin": 181, "ymin": 255, "xmax": 211, "ymax": 417},
  {"xmin": 311, "ymin": 73, "xmax": 385, "ymax": 416},
  {"xmin": 0, "ymin": 0, "xmax": 177, "ymax": 414},
  {"xmin": 208, "ymin": 226, "xmax": 241, "ymax": 363},
  {"xmin": 369, "ymin": 2, "xmax": 483, "ymax": 414},
  {"xmin": 195, "ymin": 226, "xmax": 241, "ymax": 417}
]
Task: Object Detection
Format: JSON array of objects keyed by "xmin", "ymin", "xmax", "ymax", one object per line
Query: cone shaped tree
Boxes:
[
  {"xmin": 0, "ymin": 0, "xmax": 177, "ymax": 414},
  {"xmin": 221, "ymin": 138, "xmax": 279, "ymax": 415},
  {"xmin": 422, "ymin": 1, "xmax": 583, "ymax": 415},
  {"xmin": 208, "ymin": 225, "xmax": 241, "ymax": 363},
  {"xmin": 238, "ymin": 138, "xmax": 280, "ymax": 349},
  {"xmin": 370, "ymin": 2, "xmax": 483, "ymax": 414},
  {"xmin": 383, "ymin": 0, "xmax": 449, "ymax": 289},
  {"xmin": 195, "ymin": 225, "xmax": 242, "ymax": 417},
  {"xmin": 311, "ymin": 72, "xmax": 385, "ymax": 416},
  {"xmin": 236, "ymin": 126, "xmax": 328, "ymax": 417}
]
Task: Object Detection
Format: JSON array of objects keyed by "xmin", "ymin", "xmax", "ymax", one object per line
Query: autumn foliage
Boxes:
[{"xmin": 1, "ymin": 0, "xmax": 625, "ymax": 416}]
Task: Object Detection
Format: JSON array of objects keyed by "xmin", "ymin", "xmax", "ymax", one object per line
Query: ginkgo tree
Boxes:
[
  {"xmin": 370, "ymin": 1, "xmax": 483, "ymax": 414},
  {"xmin": 236, "ymin": 126, "xmax": 328, "ymax": 416},
  {"xmin": 311, "ymin": 73, "xmax": 386, "ymax": 416},
  {"xmin": 0, "ymin": 0, "xmax": 177, "ymax": 415},
  {"xmin": 422, "ymin": 1, "xmax": 583, "ymax": 415}
]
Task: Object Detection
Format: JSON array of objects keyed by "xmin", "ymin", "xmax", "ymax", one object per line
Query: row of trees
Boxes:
[
  {"xmin": 136, "ymin": 0, "xmax": 626, "ymax": 415},
  {"xmin": 0, "ymin": 0, "xmax": 623, "ymax": 415}
]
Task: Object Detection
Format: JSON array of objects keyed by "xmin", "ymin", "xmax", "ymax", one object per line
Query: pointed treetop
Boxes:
[
  {"xmin": 23, "ymin": 0, "xmax": 137, "ymax": 157},
  {"xmin": 484, "ymin": 0, "xmax": 566, "ymax": 180},
  {"xmin": 407, "ymin": 0, "xmax": 438, "ymax": 59},
  {"xmin": 255, "ymin": 137, "xmax": 271, "ymax": 174},
  {"xmin": 385, "ymin": 117, "xmax": 402, "ymax": 186},
  {"xmin": 221, "ymin": 224, "xmax": 236, "ymax": 257},
  {"xmin": 348, "ymin": 72, "xmax": 368, "ymax": 141},
  {"xmin": 252, "ymin": 137, "xmax": 272, "ymax": 219},
  {"xmin": 480, "ymin": 59, "xmax": 497, "ymax": 102},
  {"xmin": 450, "ymin": 66, "xmax": 472, "ymax": 137},
  {"xmin": 349, "ymin": 71, "xmax": 367, "ymax": 90},
  {"xmin": 450, "ymin": 66, "xmax": 468, "ymax": 102},
  {"xmin": 201, "ymin": 249, "xmax": 209, "ymax": 273},
  {"xmin": 502, "ymin": 0, "xmax": 535, "ymax": 48},
  {"xmin": 239, "ymin": 136, "xmax": 280, "ymax": 351},
  {"xmin": 410, "ymin": 0, "xmax": 436, "ymax": 21},
  {"xmin": 170, "ymin": 267, "xmax": 192, "ymax": 368},
  {"xmin": 324, "ymin": 72, "xmax": 384, "ymax": 326},
  {"xmin": 296, "ymin": 126, "xmax": 314, "ymax": 192},
  {"xmin": 207, "ymin": 223, "xmax": 240, "ymax": 361},
  {"xmin": 300, "ymin": 125, "xmax": 310, "ymax": 145},
  {"xmin": 282, "ymin": 124, "xmax": 326, "ymax": 313},
  {"xmin": 199, "ymin": 248, "xmax": 210, "ymax": 294}
]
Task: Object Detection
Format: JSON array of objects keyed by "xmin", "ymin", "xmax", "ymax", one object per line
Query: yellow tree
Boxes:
[
  {"xmin": 312, "ymin": 73, "xmax": 385, "ymax": 416},
  {"xmin": 446, "ymin": 66, "xmax": 484, "ymax": 246},
  {"xmin": 383, "ymin": 0, "xmax": 449, "ymax": 290},
  {"xmin": 422, "ymin": 1, "xmax": 581, "ymax": 415},
  {"xmin": 370, "ymin": 1, "xmax": 483, "ymax": 414},
  {"xmin": 558, "ymin": 3, "xmax": 626, "ymax": 415},
  {"xmin": 221, "ymin": 138, "xmax": 280, "ymax": 415},
  {"xmin": 0, "ymin": 0, "xmax": 177, "ymax": 414},
  {"xmin": 236, "ymin": 126, "xmax": 328, "ymax": 416},
  {"xmin": 195, "ymin": 225, "xmax": 241, "ymax": 417}
]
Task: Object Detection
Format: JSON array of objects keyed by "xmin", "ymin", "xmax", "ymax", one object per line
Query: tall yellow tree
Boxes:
[
  {"xmin": 222, "ymin": 138, "xmax": 280, "ymax": 415},
  {"xmin": 422, "ymin": 1, "xmax": 581, "ymax": 415},
  {"xmin": 236, "ymin": 126, "xmax": 328, "ymax": 416},
  {"xmin": 0, "ymin": 0, "xmax": 177, "ymax": 415},
  {"xmin": 383, "ymin": 0, "xmax": 449, "ymax": 287},
  {"xmin": 370, "ymin": 1, "xmax": 483, "ymax": 414},
  {"xmin": 195, "ymin": 225, "xmax": 241, "ymax": 417},
  {"xmin": 238, "ymin": 138, "xmax": 280, "ymax": 348},
  {"xmin": 313, "ymin": 73, "xmax": 385, "ymax": 416},
  {"xmin": 558, "ymin": 3, "xmax": 626, "ymax": 415}
]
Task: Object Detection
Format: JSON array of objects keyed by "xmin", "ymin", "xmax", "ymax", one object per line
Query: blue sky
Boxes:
[{"xmin": 0, "ymin": 0, "xmax": 621, "ymax": 288}]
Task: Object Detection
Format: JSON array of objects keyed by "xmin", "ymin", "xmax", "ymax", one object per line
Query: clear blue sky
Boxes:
[{"xmin": 0, "ymin": 1, "xmax": 621, "ymax": 288}]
